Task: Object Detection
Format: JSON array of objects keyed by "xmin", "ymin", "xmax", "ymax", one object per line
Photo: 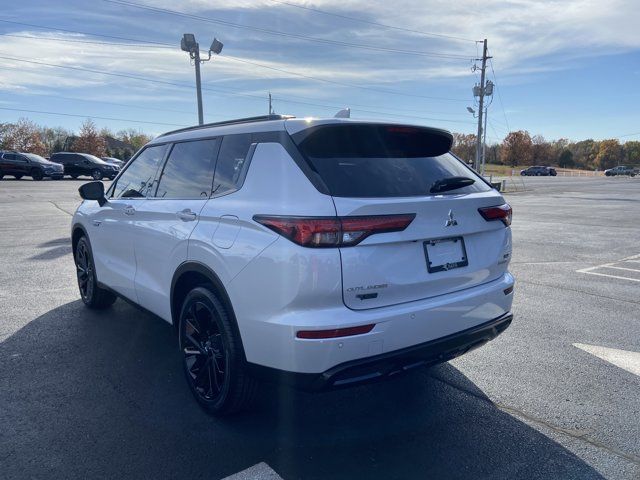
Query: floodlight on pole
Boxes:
[
  {"xmin": 466, "ymin": 107, "xmax": 476, "ymax": 115},
  {"xmin": 181, "ymin": 33, "xmax": 224, "ymax": 125}
]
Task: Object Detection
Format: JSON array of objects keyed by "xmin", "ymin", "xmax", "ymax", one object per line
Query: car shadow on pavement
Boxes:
[
  {"xmin": 0, "ymin": 300, "xmax": 605, "ymax": 480},
  {"xmin": 29, "ymin": 238, "xmax": 72, "ymax": 261}
]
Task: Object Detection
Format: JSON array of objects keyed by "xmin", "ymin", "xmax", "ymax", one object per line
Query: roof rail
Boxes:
[{"xmin": 158, "ymin": 114, "xmax": 296, "ymax": 137}]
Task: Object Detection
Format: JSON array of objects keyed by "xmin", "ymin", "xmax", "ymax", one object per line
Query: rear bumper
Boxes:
[{"xmin": 249, "ymin": 312, "xmax": 513, "ymax": 391}]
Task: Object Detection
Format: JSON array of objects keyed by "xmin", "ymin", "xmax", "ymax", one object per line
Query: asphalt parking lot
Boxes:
[{"xmin": 1, "ymin": 176, "xmax": 639, "ymax": 479}]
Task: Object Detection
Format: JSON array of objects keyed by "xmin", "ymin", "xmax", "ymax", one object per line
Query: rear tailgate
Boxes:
[
  {"xmin": 290, "ymin": 120, "xmax": 512, "ymax": 310},
  {"xmin": 334, "ymin": 192, "xmax": 511, "ymax": 309}
]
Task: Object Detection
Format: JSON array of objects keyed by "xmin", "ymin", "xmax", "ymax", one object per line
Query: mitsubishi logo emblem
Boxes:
[{"xmin": 445, "ymin": 210, "xmax": 458, "ymax": 227}]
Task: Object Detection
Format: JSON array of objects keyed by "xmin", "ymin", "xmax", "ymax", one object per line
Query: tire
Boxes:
[
  {"xmin": 31, "ymin": 169, "xmax": 43, "ymax": 181},
  {"xmin": 74, "ymin": 236, "xmax": 117, "ymax": 309},
  {"xmin": 14, "ymin": 175, "xmax": 23, "ymax": 180},
  {"xmin": 178, "ymin": 286, "xmax": 258, "ymax": 415},
  {"xmin": 0, "ymin": 173, "xmax": 4, "ymax": 180},
  {"xmin": 92, "ymin": 169, "xmax": 104, "ymax": 180},
  {"xmin": 70, "ymin": 174, "xmax": 79, "ymax": 179}
]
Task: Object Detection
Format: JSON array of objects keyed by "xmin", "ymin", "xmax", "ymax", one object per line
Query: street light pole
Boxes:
[
  {"xmin": 193, "ymin": 47, "xmax": 204, "ymax": 125},
  {"xmin": 181, "ymin": 34, "xmax": 224, "ymax": 126}
]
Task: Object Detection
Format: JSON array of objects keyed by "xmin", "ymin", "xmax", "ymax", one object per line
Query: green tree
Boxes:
[{"xmin": 558, "ymin": 149, "xmax": 574, "ymax": 168}]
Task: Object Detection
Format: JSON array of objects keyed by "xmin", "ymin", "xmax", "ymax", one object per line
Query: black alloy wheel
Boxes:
[
  {"xmin": 31, "ymin": 169, "xmax": 43, "ymax": 181},
  {"xmin": 179, "ymin": 287, "xmax": 257, "ymax": 415},
  {"xmin": 75, "ymin": 238, "xmax": 94, "ymax": 302},
  {"xmin": 92, "ymin": 169, "xmax": 103, "ymax": 180},
  {"xmin": 182, "ymin": 300, "xmax": 229, "ymax": 402},
  {"xmin": 74, "ymin": 236, "xmax": 116, "ymax": 309}
]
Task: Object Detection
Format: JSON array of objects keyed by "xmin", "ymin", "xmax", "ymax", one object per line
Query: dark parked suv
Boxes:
[
  {"xmin": 0, "ymin": 151, "xmax": 64, "ymax": 180},
  {"xmin": 520, "ymin": 166, "xmax": 557, "ymax": 176},
  {"xmin": 50, "ymin": 152, "xmax": 119, "ymax": 180}
]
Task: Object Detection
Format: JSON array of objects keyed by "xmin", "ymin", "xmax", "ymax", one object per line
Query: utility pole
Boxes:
[
  {"xmin": 268, "ymin": 92, "xmax": 273, "ymax": 115},
  {"xmin": 482, "ymin": 106, "xmax": 488, "ymax": 175},
  {"xmin": 474, "ymin": 39, "xmax": 491, "ymax": 172}
]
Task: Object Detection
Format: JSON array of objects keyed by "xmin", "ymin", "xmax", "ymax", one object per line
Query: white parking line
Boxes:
[
  {"xmin": 222, "ymin": 463, "xmax": 283, "ymax": 480},
  {"xmin": 574, "ymin": 343, "xmax": 640, "ymax": 377},
  {"xmin": 606, "ymin": 266, "xmax": 640, "ymax": 273},
  {"xmin": 577, "ymin": 254, "xmax": 640, "ymax": 283}
]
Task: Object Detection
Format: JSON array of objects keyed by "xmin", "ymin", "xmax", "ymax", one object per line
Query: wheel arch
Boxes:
[
  {"xmin": 170, "ymin": 262, "xmax": 246, "ymax": 358},
  {"xmin": 71, "ymin": 223, "xmax": 89, "ymax": 255}
]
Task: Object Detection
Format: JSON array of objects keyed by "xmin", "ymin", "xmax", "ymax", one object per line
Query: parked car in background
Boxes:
[
  {"xmin": 102, "ymin": 156, "xmax": 125, "ymax": 168},
  {"xmin": 604, "ymin": 165, "xmax": 637, "ymax": 177},
  {"xmin": 0, "ymin": 151, "xmax": 64, "ymax": 180},
  {"xmin": 50, "ymin": 152, "xmax": 119, "ymax": 180},
  {"xmin": 71, "ymin": 115, "xmax": 514, "ymax": 415},
  {"xmin": 520, "ymin": 166, "xmax": 557, "ymax": 176}
]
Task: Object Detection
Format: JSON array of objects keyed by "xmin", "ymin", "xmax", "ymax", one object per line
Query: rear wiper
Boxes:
[{"xmin": 430, "ymin": 176, "xmax": 475, "ymax": 194}]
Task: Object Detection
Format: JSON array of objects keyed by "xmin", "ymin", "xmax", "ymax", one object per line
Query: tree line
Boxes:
[
  {"xmin": 2, "ymin": 118, "xmax": 638, "ymax": 170},
  {"xmin": 0, "ymin": 118, "xmax": 152, "ymax": 160},
  {"xmin": 452, "ymin": 131, "xmax": 640, "ymax": 170}
]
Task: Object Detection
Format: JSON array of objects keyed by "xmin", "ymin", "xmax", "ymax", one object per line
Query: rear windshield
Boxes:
[{"xmin": 293, "ymin": 124, "xmax": 490, "ymax": 198}]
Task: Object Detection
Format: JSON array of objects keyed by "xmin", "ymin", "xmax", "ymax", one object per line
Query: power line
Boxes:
[
  {"xmin": 0, "ymin": 56, "xmax": 475, "ymax": 126},
  {"xmin": 489, "ymin": 57, "xmax": 511, "ymax": 132},
  {"xmin": 268, "ymin": 0, "xmax": 477, "ymax": 43},
  {"xmin": 0, "ymin": 19, "xmax": 172, "ymax": 47},
  {"xmin": 102, "ymin": 0, "xmax": 475, "ymax": 60},
  {"xmin": 0, "ymin": 32, "xmax": 173, "ymax": 48},
  {"xmin": 0, "ymin": 106, "xmax": 188, "ymax": 127},
  {"xmin": 1, "ymin": 20, "xmax": 470, "ymax": 103},
  {"xmin": 223, "ymin": 55, "xmax": 467, "ymax": 102}
]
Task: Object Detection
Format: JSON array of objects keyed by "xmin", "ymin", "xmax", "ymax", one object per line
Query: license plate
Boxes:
[{"xmin": 424, "ymin": 237, "xmax": 468, "ymax": 273}]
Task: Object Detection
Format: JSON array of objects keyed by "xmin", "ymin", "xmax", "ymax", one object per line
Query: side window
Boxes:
[
  {"xmin": 112, "ymin": 144, "xmax": 168, "ymax": 199},
  {"xmin": 213, "ymin": 134, "xmax": 253, "ymax": 197},
  {"xmin": 3, "ymin": 153, "xmax": 15, "ymax": 161},
  {"xmin": 154, "ymin": 139, "xmax": 220, "ymax": 199}
]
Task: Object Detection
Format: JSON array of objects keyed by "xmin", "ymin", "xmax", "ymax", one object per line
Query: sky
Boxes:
[{"xmin": 0, "ymin": 0, "xmax": 639, "ymax": 143}]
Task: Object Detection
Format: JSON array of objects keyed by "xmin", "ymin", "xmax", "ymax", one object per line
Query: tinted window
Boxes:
[
  {"xmin": 112, "ymin": 144, "xmax": 168, "ymax": 199},
  {"xmin": 154, "ymin": 139, "xmax": 220, "ymax": 199},
  {"xmin": 294, "ymin": 124, "xmax": 489, "ymax": 198},
  {"xmin": 3, "ymin": 153, "xmax": 16, "ymax": 160},
  {"xmin": 213, "ymin": 134, "xmax": 253, "ymax": 197}
]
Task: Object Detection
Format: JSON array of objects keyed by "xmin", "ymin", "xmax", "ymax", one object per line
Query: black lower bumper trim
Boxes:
[{"xmin": 248, "ymin": 312, "xmax": 513, "ymax": 391}]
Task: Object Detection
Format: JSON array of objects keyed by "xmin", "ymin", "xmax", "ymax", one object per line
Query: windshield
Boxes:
[
  {"xmin": 23, "ymin": 153, "xmax": 50, "ymax": 163},
  {"xmin": 80, "ymin": 154, "xmax": 107, "ymax": 164}
]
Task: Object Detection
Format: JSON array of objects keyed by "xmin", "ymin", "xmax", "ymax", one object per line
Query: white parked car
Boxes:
[{"xmin": 72, "ymin": 115, "xmax": 514, "ymax": 415}]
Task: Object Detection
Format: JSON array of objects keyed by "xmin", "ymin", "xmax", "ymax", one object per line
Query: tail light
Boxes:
[
  {"xmin": 478, "ymin": 203, "xmax": 512, "ymax": 226},
  {"xmin": 253, "ymin": 214, "xmax": 415, "ymax": 247}
]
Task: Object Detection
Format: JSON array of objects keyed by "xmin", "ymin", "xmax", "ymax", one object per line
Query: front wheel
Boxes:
[
  {"xmin": 91, "ymin": 169, "xmax": 104, "ymax": 180},
  {"xmin": 31, "ymin": 169, "xmax": 43, "ymax": 181},
  {"xmin": 75, "ymin": 236, "xmax": 117, "ymax": 309},
  {"xmin": 14, "ymin": 175, "xmax": 23, "ymax": 180},
  {"xmin": 179, "ymin": 287, "xmax": 258, "ymax": 415}
]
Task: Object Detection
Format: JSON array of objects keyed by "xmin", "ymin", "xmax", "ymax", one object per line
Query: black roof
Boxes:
[{"xmin": 158, "ymin": 114, "xmax": 295, "ymax": 137}]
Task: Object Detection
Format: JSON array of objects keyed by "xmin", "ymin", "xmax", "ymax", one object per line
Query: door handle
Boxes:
[
  {"xmin": 124, "ymin": 205, "xmax": 136, "ymax": 216},
  {"xmin": 92, "ymin": 220, "xmax": 102, "ymax": 227},
  {"xmin": 177, "ymin": 209, "xmax": 197, "ymax": 222}
]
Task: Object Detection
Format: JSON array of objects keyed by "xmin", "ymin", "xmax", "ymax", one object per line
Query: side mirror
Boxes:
[{"xmin": 79, "ymin": 181, "xmax": 107, "ymax": 206}]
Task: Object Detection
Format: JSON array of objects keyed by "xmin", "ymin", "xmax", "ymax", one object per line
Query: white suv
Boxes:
[{"xmin": 72, "ymin": 115, "xmax": 514, "ymax": 415}]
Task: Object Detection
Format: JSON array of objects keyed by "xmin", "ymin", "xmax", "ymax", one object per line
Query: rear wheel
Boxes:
[
  {"xmin": 179, "ymin": 287, "xmax": 257, "ymax": 415},
  {"xmin": 70, "ymin": 174, "xmax": 79, "ymax": 179},
  {"xmin": 75, "ymin": 236, "xmax": 117, "ymax": 309},
  {"xmin": 31, "ymin": 169, "xmax": 43, "ymax": 181},
  {"xmin": 14, "ymin": 175, "xmax": 23, "ymax": 180},
  {"xmin": 92, "ymin": 169, "xmax": 103, "ymax": 180}
]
